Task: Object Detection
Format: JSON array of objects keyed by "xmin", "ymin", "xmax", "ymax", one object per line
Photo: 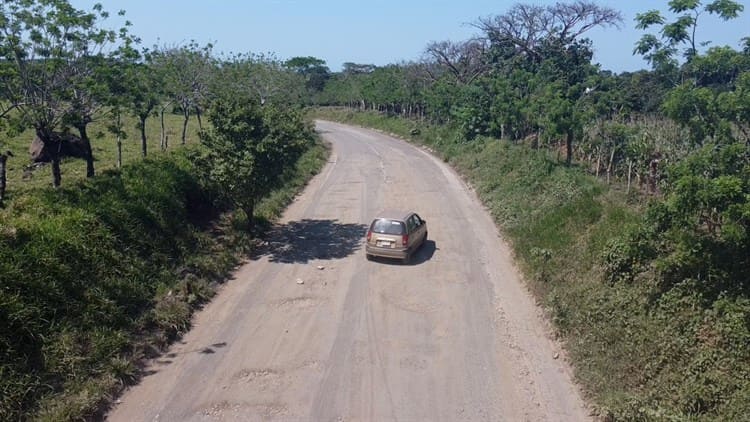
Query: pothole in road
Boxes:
[
  {"xmin": 380, "ymin": 291, "xmax": 441, "ymax": 314},
  {"xmin": 232, "ymin": 368, "xmax": 287, "ymax": 393},
  {"xmin": 399, "ymin": 355, "xmax": 429, "ymax": 371},
  {"xmin": 267, "ymin": 296, "xmax": 326, "ymax": 310},
  {"xmin": 200, "ymin": 400, "xmax": 289, "ymax": 419}
]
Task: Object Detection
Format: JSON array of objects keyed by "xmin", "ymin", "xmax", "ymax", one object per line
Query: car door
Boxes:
[
  {"xmin": 416, "ymin": 214, "xmax": 427, "ymax": 242},
  {"xmin": 404, "ymin": 215, "xmax": 417, "ymax": 250},
  {"xmin": 407, "ymin": 214, "xmax": 422, "ymax": 250}
]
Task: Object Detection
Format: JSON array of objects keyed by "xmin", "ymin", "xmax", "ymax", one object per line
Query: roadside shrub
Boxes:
[
  {"xmin": 0, "ymin": 130, "xmax": 328, "ymax": 420},
  {"xmin": 0, "ymin": 151, "xmax": 217, "ymax": 420}
]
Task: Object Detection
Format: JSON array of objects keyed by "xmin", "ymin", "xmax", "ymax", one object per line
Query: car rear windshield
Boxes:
[{"xmin": 370, "ymin": 219, "xmax": 406, "ymax": 235}]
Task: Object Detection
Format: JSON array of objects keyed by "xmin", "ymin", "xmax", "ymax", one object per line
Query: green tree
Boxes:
[
  {"xmin": 471, "ymin": 1, "xmax": 620, "ymax": 163},
  {"xmin": 200, "ymin": 98, "xmax": 310, "ymax": 229},
  {"xmin": 151, "ymin": 42, "xmax": 215, "ymax": 145},
  {"xmin": 214, "ymin": 52, "xmax": 303, "ymax": 108},
  {"xmin": 200, "ymin": 98, "xmax": 265, "ymax": 226},
  {"xmin": 119, "ymin": 48, "xmax": 162, "ymax": 158},
  {"xmin": 719, "ymin": 72, "xmax": 750, "ymax": 141},
  {"xmin": 662, "ymin": 82, "xmax": 728, "ymax": 144},
  {"xmin": 285, "ymin": 56, "xmax": 330, "ymax": 104},
  {"xmin": 635, "ymin": 0, "xmax": 744, "ymax": 69},
  {"xmin": 475, "ymin": 1, "xmax": 622, "ymax": 65}
]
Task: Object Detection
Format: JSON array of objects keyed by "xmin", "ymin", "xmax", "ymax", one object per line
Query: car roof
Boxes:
[{"xmin": 373, "ymin": 209, "xmax": 414, "ymax": 221}]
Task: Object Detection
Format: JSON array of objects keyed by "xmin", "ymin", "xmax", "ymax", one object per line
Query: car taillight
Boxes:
[
  {"xmin": 402, "ymin": 234, "xmax": 408, "ymax": 246},
  {"xmin": 366, "ymin": 231, "xmax": 372, "ymax": 241}
]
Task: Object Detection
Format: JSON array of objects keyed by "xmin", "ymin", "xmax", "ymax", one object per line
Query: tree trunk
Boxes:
[
  {"xmin": 565, "ymin": 130, "xmax": 573, "ymax": 166},
  {"xmin": 196, "ymin": 106, "xmax": 203, "ymax": 130},
  {"xmin": 116, "ymin": 114, "xmax": 123, "ymax": 169},
  {"xmin": 160, "ymin": 108, "xmax": 167, "ymax": 151},
  {"xmin": 181, "ymin": 108, "xmax": 189, "ymax": 145},
  {"xmin": 627, "ymin": 160, "xmax": 633, "ymax": 194},
  {"xmin": 75, "ymin": 124, "xmax": 95, "ymax": 178},
  {"xmin": 51, "ymin": 157, "xmax": 61, "ymax": 188},
  {"xmin": 38, "ymin": 130, "xmax": 62, "ymax": 188},
  {"xmin": 140, "ymin": 115, "xmax": 148, "ymax": 157},
  {"xmin": 0, "ymin": 152, "xmax": 9, "ymax": 207},
  {"xmin": 649, "ymin": 158, "xmax": 660, "ymax": 195},
  {"xmin": 607, "ymin": 147, "xmax": 616, "ymax": 184},
  {"xmin": 242, "ymin": 201, "xmax": 255, "ymax": 231}
]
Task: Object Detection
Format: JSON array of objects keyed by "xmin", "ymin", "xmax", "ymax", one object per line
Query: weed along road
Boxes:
[{"xmin": 107, "ymin": 120, "xmax": 588, "ymax": 421}]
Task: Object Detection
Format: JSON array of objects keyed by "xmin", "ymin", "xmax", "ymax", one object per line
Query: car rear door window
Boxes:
[
  {"xmin": 406, "ymin": 215, "xmax": 417, "ymax": 233},
  {"xmin": 371, "ymin": 219, "xmax": 406, "ymax": 235}
]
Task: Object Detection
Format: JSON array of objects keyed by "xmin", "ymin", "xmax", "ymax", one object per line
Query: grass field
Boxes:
[{"xmin": 1, "ymin": 111, "xmax": 202, "ymax": 197}]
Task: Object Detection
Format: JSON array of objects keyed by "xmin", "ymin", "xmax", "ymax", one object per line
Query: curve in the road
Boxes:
[{"xmin": 106, "ymin": 120, "xmax": 588, "ymax": 422}]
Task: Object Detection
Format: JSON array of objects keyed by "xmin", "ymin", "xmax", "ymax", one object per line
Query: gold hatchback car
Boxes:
[{"xmin": 365, "ymin": 210, "xmax": 427, "ymax": 263}]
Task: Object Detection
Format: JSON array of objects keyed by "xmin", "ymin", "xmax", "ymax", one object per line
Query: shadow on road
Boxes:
[
  {"xmin": 368, "ymin": 240, "xmax": 438, "ymax": 266},
  {"xmin": 254, "ymin": 219, "xmax": 368, "ymax": 264},
  {"xmin": 411, "ymin": 240, "xmax": 437, "ymax": 264}
]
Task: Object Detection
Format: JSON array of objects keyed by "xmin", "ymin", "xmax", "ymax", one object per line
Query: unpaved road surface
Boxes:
[{"xmin": 107, "ymin": 121, "xmax": 588, "ymax": 421}]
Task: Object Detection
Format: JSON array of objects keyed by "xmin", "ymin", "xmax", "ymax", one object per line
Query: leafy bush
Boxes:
[
  {"xmin": 0, "ymin": 153, "xmax": 219, "ymax": 419},
  {"xmin": 608, "ymin": 141, "xmax": 750, "ymax": 295},
  {"xmin": 200, "ymin": 99, "xmax": 312, "ymax": 227}
]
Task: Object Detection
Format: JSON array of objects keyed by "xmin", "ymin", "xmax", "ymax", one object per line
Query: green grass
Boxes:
[
  {"xmin": 311, "ymin": 107, "xmax": 750, "ymax": 420},
  {"xmin": 1, "ymin": 111, "xmax": 202, "ymax": 195},
  {"xmin": 0, "ymin": 115, "xmax": 329, "ymax": 420}
]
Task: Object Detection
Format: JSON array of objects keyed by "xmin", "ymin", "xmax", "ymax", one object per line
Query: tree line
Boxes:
[{"xmin": 312, "ymin": 1, "xmax": 748, "ymax": 194}]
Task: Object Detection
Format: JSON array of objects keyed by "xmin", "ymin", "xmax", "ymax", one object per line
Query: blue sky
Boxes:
[{"xmin": 71, "ymin": 0, "xmax": 749, "ymax": 73}]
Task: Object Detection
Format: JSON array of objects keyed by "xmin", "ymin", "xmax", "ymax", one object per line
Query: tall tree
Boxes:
[
  {"xmin": 635, "ymin": 0, "xmax": 744, "ymax": 69},
  {"xmin": 151, "ymin": 42, "xmax": 214, "ymax": 145},
  {"xmin": 247, "ymin": 53, "xmax": 304, "ymax": 106},
  {"xmin": 199, "ymin": 95, "xmax": 310, "ymax": 229},
  {"xmin": 422, "ymin": 39, "xmax": 489, "ymax": 85},
  {"xmin": 285, "ymin": 56, "xmax": 330, "ymax": 104},
  {"xmin": 473, "ymin": 1, "xmax": 621, "ymax": 163},
  {"xmin": 475, "ymin": 1, "xmax": 622, "ymax": 64},
  {"xmin": 120, "ymin": 48, "xmax": 161, "ymax": 158}
]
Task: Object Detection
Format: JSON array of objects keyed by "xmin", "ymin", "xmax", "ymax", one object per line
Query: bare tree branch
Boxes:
[
  {"xmin": 473, "ymin": 1, "xmax": 622, "ymax": 60},
  {"xmin": 423, "ymin": 39, "xmax": 490, "ymax": 84}
]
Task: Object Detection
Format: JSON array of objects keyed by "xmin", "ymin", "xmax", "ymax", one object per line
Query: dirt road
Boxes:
[{"xmin": 107, "ymin": 121, "xmax": 588, "ymax": 421}]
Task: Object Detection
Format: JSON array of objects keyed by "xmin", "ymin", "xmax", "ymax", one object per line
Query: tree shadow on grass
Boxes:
[{"xmin": 253, "ymin": 219, "xmax": 368, "ymax": 264}]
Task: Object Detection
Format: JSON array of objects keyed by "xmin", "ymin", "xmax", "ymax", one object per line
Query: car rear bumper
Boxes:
[{"xmin": 366, "ymin": 244, "xmax": 408, "ymax": 259}]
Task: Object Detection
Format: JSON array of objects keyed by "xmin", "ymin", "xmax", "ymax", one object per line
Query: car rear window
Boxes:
[{"xmin": 370, "ymin": 219, "xmax": 406, "ymax": 235}]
